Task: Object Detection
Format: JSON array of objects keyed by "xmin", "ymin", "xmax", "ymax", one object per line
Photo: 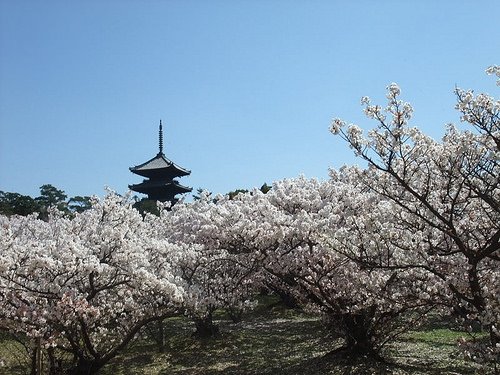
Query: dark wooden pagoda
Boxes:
[{"xmin": 129, "ymin": 121, "xmax": 192, "ymax": 204}]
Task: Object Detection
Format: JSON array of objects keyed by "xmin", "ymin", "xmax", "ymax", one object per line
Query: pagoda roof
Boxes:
[
  {"xmin": 129, "ymin": 152, "xmax": 191, "ymax": 178},
  {"xmin": 128, "ymin": 180, "xmax": 192, "ymax": 195}
]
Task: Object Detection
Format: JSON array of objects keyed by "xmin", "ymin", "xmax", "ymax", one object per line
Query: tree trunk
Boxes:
[
  {"xmin": 155, "ymin": 319, "xmax": 165, "ymax": 353},
  {"xmin": 337, "ymin": 309, "xmax": 380, "ymax": 359},
  {"xmin": 490, "ymin": 326, "xmax": 500, "ymax": 368},
  {"xmin": 344, "ymin": 314, "xmax": 375, "ymax": 356},
  {"xmin": 29, "ymin": 347, "xmax": 37, "ymax": 375},
  {"xmin": 193, "ymin": 313, "xmax": 219, "ymax": 338},
  {"xmin": 67, "ymin": 357, "xmax": 103, "ymax": 375},
  {"xmin": 47, "ymin": 347, "xmax": 58, "ymax": 375},
  {"xmin": 145, "ymin": 319, "xmax": 167, "ymax": 353}
]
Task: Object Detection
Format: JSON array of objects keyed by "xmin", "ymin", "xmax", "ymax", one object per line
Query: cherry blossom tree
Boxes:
[
  {"xmin": 330, "ymin": 68, "xmax": 499, "ymax": 364},
  {"xmin": 254, "ymin": 175, "xmax": 441, "ymax": 358},
  {"xmin": 0, "ymin": 193, "xmax": 184, "ymax": 374},
  {"xmin": 167, "ymin": 176, "xmax": 438, "ymax": 357},
  {"xmin": 155, "ymin": 194, "xmax": 264, "ymax": 337}
]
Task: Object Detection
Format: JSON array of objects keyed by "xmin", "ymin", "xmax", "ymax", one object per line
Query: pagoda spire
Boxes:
[{"xmin": 159, "ymin": 120, "xmax": 164, "ymax": 154}]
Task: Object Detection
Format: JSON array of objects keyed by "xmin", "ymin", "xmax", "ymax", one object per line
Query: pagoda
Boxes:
[{"xmin": 129, "ymin": 121, "xmax": 192, "ymax": 204}]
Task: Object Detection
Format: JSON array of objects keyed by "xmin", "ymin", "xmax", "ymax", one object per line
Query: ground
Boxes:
[{"xmin": 0, "ymin": 298, "xmax": 492, "ymax": 374}]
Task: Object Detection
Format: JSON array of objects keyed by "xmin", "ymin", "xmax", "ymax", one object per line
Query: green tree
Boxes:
[
  {"xmin": 35, "ymin": 184, "xmax": 68, "ymax": 219},
  {"xmin": 259, "ymin": 183, "xmax": 271, "ymax": 194},
  {"xmin": 1, "ymin": 186, "xmax": 93, "ymax": 219},
  {"xmin": 0, "ymin": 191, "xmax": 40, "ymax": 216},
  {"xmin": 133, "ymin": 198, "xmax": 161, "ymax": 216},
  {"xmin": 36, "ymin": 184, "xmax": 67, "ymax": 207},
  {"xmin": 227, "ymin": 189, "xmax": 249, "ymax": 200},
  {"xmin": 68, "ymin": 196, "xmax": 92, "ymax": 214}
]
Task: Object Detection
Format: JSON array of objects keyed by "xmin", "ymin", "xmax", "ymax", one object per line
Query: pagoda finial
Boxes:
[{"xmin": 159, "ymin": 120, "xmax": 164, "ymax": 154}]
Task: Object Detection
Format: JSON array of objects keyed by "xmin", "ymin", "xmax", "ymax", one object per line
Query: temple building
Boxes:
[{"xmin": 129, "ymin": 121, "xmax": 192, "ymax": 205}]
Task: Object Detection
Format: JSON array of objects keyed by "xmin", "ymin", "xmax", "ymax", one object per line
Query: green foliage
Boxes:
[
  {"xmin": 404, "ymin": 328, "xmax": 488, "ymax": 346},
  {"xmin": 133, "ymin": 198, "xmax": 160, "ymax": 216},
  {"xmin": 228, "ymin": 189, "xmax": 249, "ymax": 200},
  {"xmin": 35, "ymin": 184, "xmax": 68, "ymax": 219},
  {"xmin": 260, "ymin": 183, "xmax": 271, "ymax": 194},
  {"xmin": 0, "ymin": 185, "xmax": 92, "ymax": 218},
  {"xmin": 36, "ymin": 184, "xmax": 67, "ymax": 207},
  {"xmin": 0, "ymin": 191, "xmax": 40, "ymax": 216}
]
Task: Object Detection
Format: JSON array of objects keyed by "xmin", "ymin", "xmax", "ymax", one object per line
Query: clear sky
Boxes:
[{"xmin": 1, "ymin": 1, "xmax": 499, "ymax": 200}]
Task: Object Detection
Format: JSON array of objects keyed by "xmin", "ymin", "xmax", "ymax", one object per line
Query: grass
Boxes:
[{"xmin": 0, "ymin": 299, "xmax": 494, "ymax": 374}]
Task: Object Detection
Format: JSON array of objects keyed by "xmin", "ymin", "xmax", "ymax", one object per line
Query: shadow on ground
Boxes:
[{"xmin": 102, "ymin": 306, "xmax": 489, "ymax": 375}]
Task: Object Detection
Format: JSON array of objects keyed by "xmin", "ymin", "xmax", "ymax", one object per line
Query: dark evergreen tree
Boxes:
[{"xmin": 0, "ymin": 191, "xmax": 40, "ymax": 216}]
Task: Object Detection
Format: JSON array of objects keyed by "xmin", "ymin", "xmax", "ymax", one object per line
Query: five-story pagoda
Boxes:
[{"xmin": 129, "ymin": 121, "xmax": 192, "ymax": 205}]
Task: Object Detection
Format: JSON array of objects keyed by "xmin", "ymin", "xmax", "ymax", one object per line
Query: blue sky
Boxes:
[{"xmin": 0, "ymin": 1, "xmax": 498, "ymax": 200}]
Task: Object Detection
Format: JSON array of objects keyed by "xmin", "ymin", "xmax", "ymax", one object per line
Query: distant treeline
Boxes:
[
  {"xmin": 0, "ymin": 184, "xmax": 92, "ymax": 219},
  {"xmin": 0, "ymin": 183, "xmax": 273, "ymax": 219}
]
